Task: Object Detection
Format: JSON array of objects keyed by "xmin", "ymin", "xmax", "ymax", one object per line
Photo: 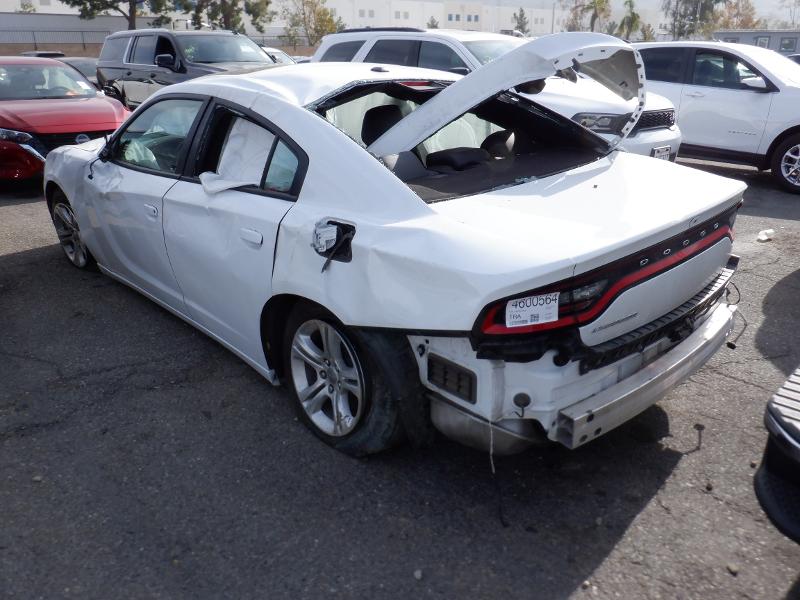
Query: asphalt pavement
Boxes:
[{"xmin": 1, "ymin": 162, "xmax": 800, "ymax": 599}]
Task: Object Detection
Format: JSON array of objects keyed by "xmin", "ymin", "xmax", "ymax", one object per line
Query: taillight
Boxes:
[{"xmin": 476, "ymin": 204, "xmax": 739, "ymax": 337}]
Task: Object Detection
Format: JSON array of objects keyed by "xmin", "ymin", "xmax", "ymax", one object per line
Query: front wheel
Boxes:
[
  {"xmin": 49, "ymin": 190, "xmax": 97, "ymax": 270},
  {"xmin": 282, "ymin": 303, "xmax": 407, "ymax": 456},
  {"xmin": 770, "ymin": 134, "xmax": 800, "ymax": 193}
]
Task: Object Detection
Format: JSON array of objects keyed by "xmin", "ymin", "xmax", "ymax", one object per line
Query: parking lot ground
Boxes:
[{"xmin": 1, "ymin": 164, "xmax": 800, "ymax": 599}]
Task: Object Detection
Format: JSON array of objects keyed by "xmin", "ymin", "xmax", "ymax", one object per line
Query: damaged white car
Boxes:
[{"xmin": 44, "ymin": 33, "xmax": 744, "ymax": 456}]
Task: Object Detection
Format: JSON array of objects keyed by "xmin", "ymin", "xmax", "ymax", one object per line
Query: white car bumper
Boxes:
[
  {"xmin": 411, "ymin": 294, "xmax": 734, "ymax": 455},
  {"xmin": 610, "ymin": 125, "xmax": 682, "ymax": 160}
]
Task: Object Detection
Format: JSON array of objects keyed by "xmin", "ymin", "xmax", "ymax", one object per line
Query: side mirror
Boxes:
[
  {"xmin": 742, "ymin": 76, "xmax": 768, "ymax": 90},
  {"xmin": 449, "ymin": 67, "xmax": 471, "ymax": 76},
  {"xmin": 102, "ymin": 85, "xmax": 122, "ymax": 101},
  {"xmin": 155, "ymin": 53, "xmax": 177, "ymax": 70},
  {"xmin": 99, "ymin": 145, "xmax": 111, "ymax": 162}
]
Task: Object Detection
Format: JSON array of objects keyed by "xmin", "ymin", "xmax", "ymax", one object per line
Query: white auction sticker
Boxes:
[
  {"xmin": 77, "ymin": 81, "xmax": 92, "ymax": 90},
  {"xmin": 505, "ymin": 292, "xmax": 560, "ymax": 328}
]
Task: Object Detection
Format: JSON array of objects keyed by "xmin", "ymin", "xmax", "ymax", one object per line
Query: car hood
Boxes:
[
  {"xmin": 428, "ymin": 152, "xmax": 744, "ymax": 283},
  {"xmin": 199, "ymin": 62, "xmax": 277, "ymax": 74},
  {"xmin": 0, "ymin": 96, "xmax": 128, "ymax": 133},
  {"xmin": 368, "ymin": 32, "xmax": 646, "ymax": 157}
]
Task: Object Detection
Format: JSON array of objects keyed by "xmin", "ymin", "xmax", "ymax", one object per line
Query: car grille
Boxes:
[
  {"xmin": 36, "ymin": 130, "xmax": 113, "ymax": 155},
  {"xmin": 428, "ymin": 354, "xmax": 477, "ymax": 404},
  {"xmin": 632, "ymin": 109, "xmax": 675, "ymax": 132}
]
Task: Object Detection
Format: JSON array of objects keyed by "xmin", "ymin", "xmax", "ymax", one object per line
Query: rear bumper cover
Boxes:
[
  {"xmin": 419, "ymin": 301, "xmax": 735, "ymax": 454},
  {"xmin": 555, "ymin": 302, "xmax": 734, "ymax": 448}
]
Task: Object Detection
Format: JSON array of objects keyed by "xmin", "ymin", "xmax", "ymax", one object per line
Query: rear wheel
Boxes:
[
  {"xmin": 282, "ymin": 303, "xmax": 406, "ymax": 456},
  {"xmin": 770, "ymin": 134, "xmax": 800, "ymax": 193},
  {"xmin": 49, "ymin": 189, "xmax": 97, "ymax": 270}
]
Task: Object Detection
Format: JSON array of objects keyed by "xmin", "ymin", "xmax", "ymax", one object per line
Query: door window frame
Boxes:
[
  {"xmin": 686, "ymin": 48, "xmax": 776, "ymax": 92},
  {"xmin": 105, "ymin": 93, "xmax": 211, "ymax": 179},
  {"xmin": 183, "ymin": 98, "xmax": 309, "ymax": 201},
  {"xmin": 127, "ymin": 34, "xmax": 159, "ymax": 66}
]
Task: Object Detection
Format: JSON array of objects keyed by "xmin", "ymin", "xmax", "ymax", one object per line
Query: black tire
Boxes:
[
  {"xmin": 282, "ymin": 302, "xmax": 412, "ymax": 456},
  {"xmin": 770, "ymin": 133, "xmax": 800, "ymax": 194},
  {"xmin": 49, "ymin": 188, "xmax": 98, "ymax": 270}
]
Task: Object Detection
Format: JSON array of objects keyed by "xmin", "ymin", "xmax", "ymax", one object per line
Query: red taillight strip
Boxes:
[{"xmin": 481, "ymin": 225, "xmax": 731, "ymax": 335}]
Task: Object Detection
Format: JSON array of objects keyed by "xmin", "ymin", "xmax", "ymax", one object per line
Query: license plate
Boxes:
[{"xmin": 652, "ymin": 146, "xmax": 671, "ymax": 160}]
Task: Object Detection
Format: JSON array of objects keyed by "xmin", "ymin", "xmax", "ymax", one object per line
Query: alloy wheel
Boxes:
[
  {"xmin": 780, "ymin": 144, "xmax": 800, "ymax": 187},
  {"xmin": 289, "ymin": 319, "xmax": 365, "ymax": 437},
  {"xmin": 52, "ymin": 202, "xmax": 89, "ymax": 268}
]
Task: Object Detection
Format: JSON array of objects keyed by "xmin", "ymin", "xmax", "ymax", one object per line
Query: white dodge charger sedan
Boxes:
[{"xmin": 44, "ymin": 33, "xmax": 744, "ymax": 456}]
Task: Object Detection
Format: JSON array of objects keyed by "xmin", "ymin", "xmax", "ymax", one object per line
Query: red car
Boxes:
[{"xmin": 0, "ymin": 56, "xmax": 128, "ymax": 181}]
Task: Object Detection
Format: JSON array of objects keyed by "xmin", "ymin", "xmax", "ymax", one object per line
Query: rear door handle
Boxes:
[
  {"xmin": 240, "ymin": 227, "xmax": 263, "ymax": 246},
  {"xmin": 126, "ymin": 70, "xmax": 132, "ymax": 76},
  {"xmin": 144, "ymin": 203, "xmax": 159, "ymax": 218},
  {"xmin": 685, "ymin": 91, "xmax": 705, "ymax": 98}
]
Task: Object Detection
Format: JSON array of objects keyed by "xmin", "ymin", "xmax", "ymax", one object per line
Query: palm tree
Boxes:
[
  {"xmin": 582, "ymin": 0, "xmax": 611, "ymax": 31},
  {"xmin": 617, "ymin": 0, "xmax": 641, "ymax": 39}
]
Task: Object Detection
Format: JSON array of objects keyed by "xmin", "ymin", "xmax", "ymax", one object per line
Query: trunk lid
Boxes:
[
  {"xmin": 432, "ymin": 153, "xmax": 744, "ymax": 341},
  {"xmin": 368, "ymin": 32, "xmax": 646, "ymax": 157}
]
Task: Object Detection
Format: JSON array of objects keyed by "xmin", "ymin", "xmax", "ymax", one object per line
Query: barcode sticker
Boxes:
[{"xmin": 505, "ymin": 292, "xmax": 559, "ymax": 328}]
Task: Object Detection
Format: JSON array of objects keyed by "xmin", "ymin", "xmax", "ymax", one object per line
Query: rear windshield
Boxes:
[
  {"xmin": 177, "ymin": 35, "xmax": 271, "ymax": 63},
  {"xmin": 315, "ymin": 81, "xmax": 607, "ymax": 203},
  {"xmin": 0, "ymin": 64, "xmax": 96, "ymax": 100}
]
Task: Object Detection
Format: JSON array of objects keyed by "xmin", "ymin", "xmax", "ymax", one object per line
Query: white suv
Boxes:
[
  {"xmin": 637, "ymin": 41, "xmax": 800, "ymax": 192},
  {"xmin": 312, "ymin": 29, "xmax": 682, "ymax": 161}
]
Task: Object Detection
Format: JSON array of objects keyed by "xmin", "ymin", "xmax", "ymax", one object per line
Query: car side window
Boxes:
[
  {"xmin": 114, "ymin": 98, "xmax": 203, "ymax": 174},
  {"xmin": 691, "ymin": 51, "xmax": 757, "ymax": 89},
  {"xmin": 131, "ymin": 35, "xmax": 157, "ymax": 65},
  {"xmin": 364, "ymin": 40, "xmax": 420, "ymax": 67},
  {"xmin": 99, "ymin": 36, "xmax": 129, "ymax": 62},
  {"xmin": 197, "ymin": 107, "xmax": 302, "ymax": 197},
  {"xmin": 418, "ymin": 42, "xmax": 467, "ymax": 72},
  {"xmin": 155, "ymin": 36, "xmax": 177, "ymax": 61},
  {"xmin": 320, "ymin": 41, "xmax": 365, "ymax": 62},
  {"xmin": 639, "ymin": 48, "xmax": 686, "ymax": 83}
]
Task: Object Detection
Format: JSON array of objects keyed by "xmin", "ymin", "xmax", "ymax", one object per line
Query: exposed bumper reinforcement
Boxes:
[{"xmin": 555, "ymin": 302, "xmax": 735, "ymax": 449}]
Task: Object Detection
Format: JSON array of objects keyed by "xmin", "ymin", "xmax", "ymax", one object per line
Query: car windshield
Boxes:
[
  {"xmin": 265, "ymin": 49, "xmax": 295, "ymax": 64},
  {"xmin": 463, "ymin": 39, "xmax": 527, "ymax": 65},
  {"xmin": 177, "ymin": 35, "xmax": 271, "ymax": 63},
  {"xmin": 747, "ymin": 47, "xmax": 800, "ymax": 84},
  {"xmin": 0, "ymin": 64, "xmax": 96, "ymax": 100},
  {"xmin": 62, "ymin": 58, "xmax": 97, "ymax": 79}
]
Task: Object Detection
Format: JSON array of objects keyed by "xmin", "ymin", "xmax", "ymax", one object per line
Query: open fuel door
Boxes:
[{"xmin": 367, "ymin": 32, "xmax": 646, "ymax": 157}]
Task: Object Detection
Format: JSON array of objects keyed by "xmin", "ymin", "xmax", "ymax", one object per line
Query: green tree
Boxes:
[
  {"xmin": 582, "ymin": 0, "xmax": 611, "ymax": 31},
  {"xmin": 605, "ymin": 20, "xmax": 618, "ymax": 34},
  {"xmin": 715, "ymin": 0, "xmax": 763, "ymax": 29},
  {"xmin": 562, "ymin": 0, "xmax": 587, "ymax": 30},
  {"xmin": 512, "ymin": 7, "xmax": 531, "ymax": 35},
  {"xmin": 617, "ymin": 0, "xmax": 641, "ymax": 39},
  {"xmin": 282, "ymin": 0, "xmax": 344, "ymax": 46},
  {"xmin": 190, "ymin": 0, "xmax": 275, "ymax": 33},
  {"xmin": 16, "ymin": 0, "xmax": 36, "ymax": 13},
  {"xmin": 640, "ymin": 22, "xmax": 656, "ymax": 40},
  {"xmin": 661, "ymin": 0, "xmax": 724, "ymax": 39},
  {"xmin": 61, "ymin": 0, "xmax": 175, "ymax": 30},
  {"xmin": 426, "ymin": 16, "xmax": 439, "ymax": 28}
]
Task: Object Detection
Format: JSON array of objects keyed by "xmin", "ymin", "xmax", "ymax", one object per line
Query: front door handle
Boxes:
[
  {"xmin": 126, "ymin": 70, "xmax": 132, "ymax": 76},
  {"xmin": 240, "ymin": 227, "xmax": 263, "ymax": 246},
  {"xmin": 685, "ymin": 91, "xmax": 705, "ymax": 98},
  {"xmin": 144, "ymin": 203, "xmax": 159, "ymax": 218}
]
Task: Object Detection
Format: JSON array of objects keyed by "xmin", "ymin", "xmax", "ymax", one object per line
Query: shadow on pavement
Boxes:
[
  {"xmin": 755, "ymin": 268, "xmax": 800, "ymax": 377},
  {"xmin": 0, "ymin": 242, "xmax": 684, "ymax": 599},
  {"xmin": 0, "ymin": 179, "xmax": 44, "ymax": 206}
]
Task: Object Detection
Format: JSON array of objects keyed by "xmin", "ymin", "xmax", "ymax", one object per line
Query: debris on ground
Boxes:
[
  {"xmin": 413, "ymin": 569, "xmax": 423, "ymax": 581},
  {"xmin": 727, "ymin": 563, "xmax": 740, "ymax": 576},
  {"xmin": 757, "ymin": 229, "xmax": 775, "ymax": 242}
]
